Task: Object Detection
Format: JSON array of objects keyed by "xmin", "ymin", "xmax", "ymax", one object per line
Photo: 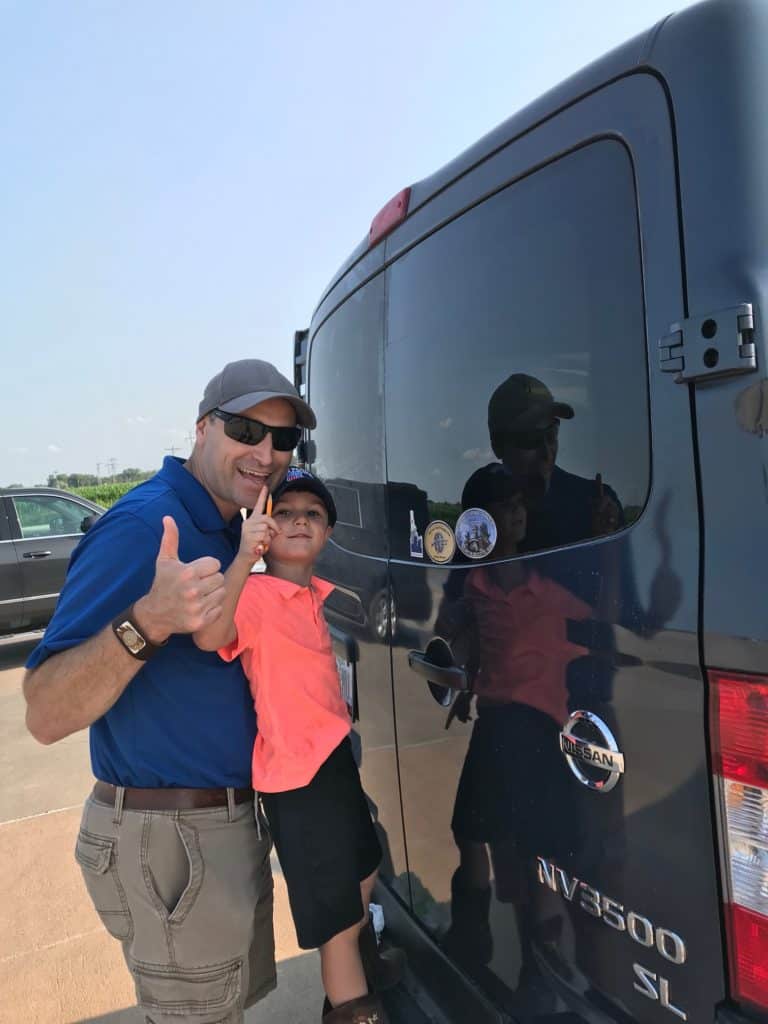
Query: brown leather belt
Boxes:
[{"xmin": 92, "ymin": 780, "xmax": 254, "ymax": 811}]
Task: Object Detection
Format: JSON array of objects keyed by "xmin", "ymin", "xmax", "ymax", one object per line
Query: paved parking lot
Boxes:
[{"xmin": 0, "ymin": 634, "xmax": 324, "ymax": 1024}]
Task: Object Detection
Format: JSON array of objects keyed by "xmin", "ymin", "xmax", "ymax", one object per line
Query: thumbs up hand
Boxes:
[
  {"xmin": 132, "ymin": 516, "xmax": 226, "ymax": 643},
  {"xmin": 591, "ymin": 474, "xmax": 621, "ymax": 537}
]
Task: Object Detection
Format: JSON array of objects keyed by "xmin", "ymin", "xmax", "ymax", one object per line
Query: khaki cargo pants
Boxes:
[{"xmin": 75, "ymin": 791, "xmax": 276, "ymax": 1023}]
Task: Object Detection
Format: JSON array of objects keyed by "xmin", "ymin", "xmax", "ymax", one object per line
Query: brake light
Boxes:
[
  {"xmin": 710, "ymin": 670, "xmax": 768, "ymax": 1012},
  {"xmin": 369, "ymin": 187, "xmax": 411, "ymax": 248}
]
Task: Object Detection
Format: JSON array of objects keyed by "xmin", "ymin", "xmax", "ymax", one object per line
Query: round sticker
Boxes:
[
  {"xmin": 424, "ymin": 520, "xmax": 456, "ymax": 564},
  {"xmin": 455, "ymin": 508, "xmax": 497, "ymax": 560}
]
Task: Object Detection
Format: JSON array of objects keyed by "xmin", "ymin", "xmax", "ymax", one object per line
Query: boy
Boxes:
[{"xmin": 194, "ymin": 467, "xmax": 403, "ymax": 1024}]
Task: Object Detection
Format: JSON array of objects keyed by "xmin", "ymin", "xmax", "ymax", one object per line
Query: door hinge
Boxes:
[{"xmin": 658, "ymin": 303, "xmax": 757, "ymax": 383}]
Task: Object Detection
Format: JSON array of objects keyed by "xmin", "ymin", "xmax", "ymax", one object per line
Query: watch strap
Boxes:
[{"xmin": 112, "ymin": 604, "xmax": 167, "ymax": 661}]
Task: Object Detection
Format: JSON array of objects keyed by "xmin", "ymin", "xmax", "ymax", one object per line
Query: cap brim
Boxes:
[
  {"xmin": 219, "ymin": 390, "xmax": 316, "ymax": 428},
  {"xmin": 502, "ymin": 399, "xmax": 575, "ymax": 430},
  {"xmin": 273, "ymin": 477, "xmax": 337, "ymax": 525}
]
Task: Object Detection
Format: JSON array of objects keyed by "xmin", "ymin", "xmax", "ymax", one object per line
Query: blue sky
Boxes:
[{"xmin": 1, "ymin": 0, "xmax": 694, "ymax": 486}]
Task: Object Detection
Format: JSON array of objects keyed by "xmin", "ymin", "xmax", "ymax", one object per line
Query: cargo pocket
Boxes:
[
  {"xmin": 74, "ymin": 829, "xmax": 133, "ymax": 941},
  {"xmin": 131, "ymin": 957, "xmax": 242, "ymax": 1021}
]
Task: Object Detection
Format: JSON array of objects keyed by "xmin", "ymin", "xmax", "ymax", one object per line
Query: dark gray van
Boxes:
[{"xmin": 295, "ymin": 1, "xmax": 768, "ymax": 1020}]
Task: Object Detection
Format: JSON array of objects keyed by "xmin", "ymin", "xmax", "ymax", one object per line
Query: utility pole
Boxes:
[
  {"xmin": 96, "ymin": 462, "xmax": 103, "ymax": 483},
  {"xmin": 108, "ymin": 458, "xmax": 117, "ymax": 479},
  {"xmin": 165, "ymin": 445, "xmax": 180, "ymax": 457}
]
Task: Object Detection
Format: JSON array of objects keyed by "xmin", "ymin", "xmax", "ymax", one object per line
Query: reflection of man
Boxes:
[{"xmin": 487, "ymin": 373, "xmax": 622, "ymax": 551}]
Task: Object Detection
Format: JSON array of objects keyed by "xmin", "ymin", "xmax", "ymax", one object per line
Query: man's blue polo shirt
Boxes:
[{"xmin": 26, "ymin": 457, "xmax": 255, "ymax": 787}]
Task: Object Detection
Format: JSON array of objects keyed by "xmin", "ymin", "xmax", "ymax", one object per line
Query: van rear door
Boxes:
[{"xmin": 383, "ymin": 72, "xmax": 725, "ymax": 1022}]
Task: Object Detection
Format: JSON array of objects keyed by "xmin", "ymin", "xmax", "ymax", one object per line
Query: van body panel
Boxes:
[
  {"xmin": 650, "ymin": 0, "xmax": 768, "ymax": 663},
  {"xmin": 377, "ymin": 75, "xmax": 723, "ymax": 1021}
]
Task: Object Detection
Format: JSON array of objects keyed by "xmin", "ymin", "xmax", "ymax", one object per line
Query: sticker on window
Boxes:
[
  {"xmin": 409, "ymin": 509, "xmax": 424, "ymax": 559},
  {"xmin": 424, "ymin": 521, "xmax": 456, "ymax": 564},
  {"xmin": 455, "ymin": 508, "xmax": 497, "ymax": 560}
]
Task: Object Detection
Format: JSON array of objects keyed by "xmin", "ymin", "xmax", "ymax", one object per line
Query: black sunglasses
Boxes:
[
  {"xmin": 497, "ymin": 422, "xmax": 560, "ymax": 452},
  {"xmin": 213, "ymin": 409, "xmax": 301, "ymax": 452}
]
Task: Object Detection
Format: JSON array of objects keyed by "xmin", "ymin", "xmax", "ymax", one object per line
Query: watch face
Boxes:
[{"xmin": 119, "ymin": 623, "xmax": 146, "ymax": 653}]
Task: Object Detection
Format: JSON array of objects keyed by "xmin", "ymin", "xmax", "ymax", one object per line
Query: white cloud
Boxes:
[
  {"xmin": 47, "ymin": 444, "xmax": 62, "ymax": 453},
  {"xmin": 127, "ymin": 415, "xmax": 152, "ymax": 425},
  {"xmin": 439, "ymin": 418, "xmax": 453, "ymax": 429},
  {"xmin": 462, "ymin": 448, "xmax": 493, "ymax": 462}
]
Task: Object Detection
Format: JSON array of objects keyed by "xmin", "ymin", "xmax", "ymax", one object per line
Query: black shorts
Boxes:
[
  {"xmin": 260, "ymin": 737, "xmax": 382, "ymax": 949},
  {"xmin": 450, "ymin": 702, "xmax": 580, "ymax": 861}
]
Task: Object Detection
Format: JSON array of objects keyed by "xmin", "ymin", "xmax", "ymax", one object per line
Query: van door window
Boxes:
[
  {"xmin": 308, "ymin": 275, "xmax": 387, "ymax": 557},
  {"xmin": 385, "ymin": 140, "xmax": 649, "ymax": 561}
]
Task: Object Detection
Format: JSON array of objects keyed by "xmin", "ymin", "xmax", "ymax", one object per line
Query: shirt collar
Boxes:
[
  {"xmin": 156, "ymin": 456, "xmax": 240, "ymax": 534},
  {"xmin": 469, "ymin": 565, "xmax": 542, "ymax": 599},
  {"xmin": 264, "ymin": 574, "xmax": 335, "ymax": 604}
]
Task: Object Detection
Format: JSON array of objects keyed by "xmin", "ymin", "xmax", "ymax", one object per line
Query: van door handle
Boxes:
[
  {"xmin": 407, "ymin": 646, "xmax": 469, "ymax": 691},
  {"xmin": 23, "ymin": 550, "xmax": 52, "ymax": 559}
]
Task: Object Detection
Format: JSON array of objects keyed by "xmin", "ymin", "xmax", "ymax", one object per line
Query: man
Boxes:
[
  {"xmin": 23, "ymin": 359, "xmax": 314, "ymax": 1023},
  {"xmin": 487, "ymin": 372, "xmax": 622, "ymax": 553}
]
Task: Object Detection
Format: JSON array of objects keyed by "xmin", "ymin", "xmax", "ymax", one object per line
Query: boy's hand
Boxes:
[{"xmin": 239, "ymin": 486, "xmax": 280, "ymax": 564}]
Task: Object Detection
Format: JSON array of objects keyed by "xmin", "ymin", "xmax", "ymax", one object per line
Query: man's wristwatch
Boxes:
[{"xmin": 112, "ymin": 605, "xmax": 167, "ymax": 661}]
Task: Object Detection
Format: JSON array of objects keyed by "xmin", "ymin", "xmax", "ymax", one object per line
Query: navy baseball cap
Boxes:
[{"xmin": 272, "ymin": 468, "xmax": 337, "ymax": 526}]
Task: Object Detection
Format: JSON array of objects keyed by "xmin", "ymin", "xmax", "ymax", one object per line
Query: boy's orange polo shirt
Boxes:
[
  {"xmin": 218, "ymin": 574, "xmax": 350, "ymax": 792},
  {"xmin": 465, "ymin": 567, "xmax": 591, "ymax": 725}
]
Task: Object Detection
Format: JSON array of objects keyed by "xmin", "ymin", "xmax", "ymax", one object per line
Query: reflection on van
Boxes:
[{"xmin": 296, "ymin": 2, "xmax": 768, "ymax": 1021}]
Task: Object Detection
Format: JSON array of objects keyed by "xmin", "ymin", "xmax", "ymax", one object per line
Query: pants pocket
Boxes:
[
  {"xmin": 75, "ymin": 829, "xmax": 133, "ymax": 941},
  {"xmin": 142, "ymin": 818, "xmax": 205, "ymax": 924},
  {"xmin": 131, "ymin": 957, "xmax": 242, "ymax": 1021}
]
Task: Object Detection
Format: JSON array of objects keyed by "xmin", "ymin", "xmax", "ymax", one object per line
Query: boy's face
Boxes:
[
  {"xmin": 489, "ymin": 492, "xmax": 527, "ymax": 545},
  {"xmin": 266, "ymin": 489, "xmax": 332, "ymax": 565}
]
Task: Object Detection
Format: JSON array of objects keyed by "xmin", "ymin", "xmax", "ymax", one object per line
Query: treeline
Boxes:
[
  {"xmin": 47, "ymin": 468, "xmax": 155, "ymax": 488},
  {"xmin": 70, "ymin": 482, "xmax": 142, "ymax": 508}
]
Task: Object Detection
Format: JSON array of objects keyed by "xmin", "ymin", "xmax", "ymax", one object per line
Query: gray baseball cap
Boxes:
[
  {"xmin": 198, "ymin": 359, "xmax": 316, "ymax": 428},
  {"xmin": 488, "ymin": 373, "xmax": 574, "ymax": 433}
]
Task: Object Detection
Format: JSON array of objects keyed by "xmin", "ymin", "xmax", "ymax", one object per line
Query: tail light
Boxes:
[
  {"xmin": 710, "ymin": 670, "xmax": 768, "ymax": 1012},
  {"xmin": 369, "ymin": 188, "xmax": 411, "ymax": 248}
]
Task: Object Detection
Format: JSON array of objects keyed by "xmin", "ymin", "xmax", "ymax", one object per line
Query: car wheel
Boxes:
[{"xmin": 369, "ymin": 589, "xmax": 397, "ymax": 642}]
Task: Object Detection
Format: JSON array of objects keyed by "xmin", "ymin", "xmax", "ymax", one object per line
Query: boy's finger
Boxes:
[{"xmin": 254, "ymin": 486, "xmax": 268, "ymax": 516}]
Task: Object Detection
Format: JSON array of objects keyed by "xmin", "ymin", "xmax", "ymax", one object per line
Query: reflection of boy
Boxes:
[
  {"xmin": 441, "ymin": 463, "xmax": 591, "ymax": 980},
  {"xmin": 194, "ymin": 469, "xmax": 402, "ymax": 1023},
  {"xmin": 459, "ymin": 464, "xmax": 591, "ymax": 725}
]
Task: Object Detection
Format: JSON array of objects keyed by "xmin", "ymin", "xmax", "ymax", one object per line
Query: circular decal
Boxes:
[
  {"xmin": 424, "ymin": 520, "xmax": 456, "ymax": 564},
  {"xmin": 455, "ymin": 508, "xmax": 497, "ymax": 560}
]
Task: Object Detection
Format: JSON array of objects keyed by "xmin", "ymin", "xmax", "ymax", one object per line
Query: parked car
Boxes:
[
  {"xmin": 0, "ymin": 487, "xmax": 104, "ymax": 636},
  {"xmin": 313, "ymin": 478, "xmax": 433, "ymax": 642},
  {"xmin": 295, "ymin": 1, "xmax": 768, "ymax": 1022}
]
